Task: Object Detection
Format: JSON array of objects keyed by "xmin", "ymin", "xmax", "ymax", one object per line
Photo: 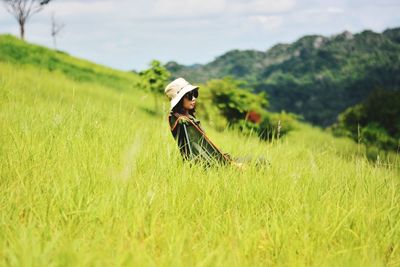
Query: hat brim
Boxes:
[{"xmin": 170, "ymin": 85, "xmax": 199, "ymax": 110}]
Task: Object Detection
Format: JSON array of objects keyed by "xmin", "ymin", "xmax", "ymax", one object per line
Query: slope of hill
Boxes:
[
  {"xmin": 166, "ymin": 27, "xmax": 400, "ymax": 126},
  {"xmin": 0, "ymin": 34, "xmax": 137, "ymax": 91},
  {"xmin": 1, "ymin": 36, "xmax": 399, "ymax": 266}
]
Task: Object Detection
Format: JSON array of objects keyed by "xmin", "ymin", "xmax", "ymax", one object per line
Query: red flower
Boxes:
[{"xmin": 246, "ymin": 111, "xmax": 262, "ymax": 124}]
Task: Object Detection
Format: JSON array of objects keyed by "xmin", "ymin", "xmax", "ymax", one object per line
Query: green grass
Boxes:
[
  {"xmin": 0, "ymin": 34, "xmax": 137, "ymax": 91},
  {"xmin": 0, "ymin": 42, "xmax": 399, "ymax": 266}
]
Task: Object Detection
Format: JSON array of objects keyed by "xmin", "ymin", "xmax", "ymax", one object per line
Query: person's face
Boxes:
[{"xmin": 183, "ymin": 89, "xmax": 198, "ymax": 110}]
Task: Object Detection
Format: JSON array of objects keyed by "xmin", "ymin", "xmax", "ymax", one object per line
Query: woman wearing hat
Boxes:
[{"xmin": 165, "ymin": 77, "xmax": 244, "ymax": 168}]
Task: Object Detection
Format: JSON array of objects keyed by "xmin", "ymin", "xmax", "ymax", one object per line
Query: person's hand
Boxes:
[{"xmin": 178, "ymin": 116, "xmax": 190, "ymax": 125}]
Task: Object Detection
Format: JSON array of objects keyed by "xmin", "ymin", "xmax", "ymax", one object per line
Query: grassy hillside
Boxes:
[
  {"xmin": 166, "ymin": 27, "xmax": 400, "ymax": 126},
  {"xmin": 0, "ymin": 34, "xmax": 136, "ymax": 92},
  {"xmin": 1, "ymin": 37, "xmax": 399, "ymax": 266}
]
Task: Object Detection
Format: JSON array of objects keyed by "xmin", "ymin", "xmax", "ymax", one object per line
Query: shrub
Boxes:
[
  {"xmin": 139, "ymin": 60, "xmax": 170, "ymax": 112},
  {"xmin": 333, "ymin": 89, "xmax": 400, "ymax": 151},
  {"xmin": 205, "ymin": 77, "xmax": 268, "ymax": 124},
  {"xmin": 258, "ymin": 111, "xmax": 298, "ymax": 141}
]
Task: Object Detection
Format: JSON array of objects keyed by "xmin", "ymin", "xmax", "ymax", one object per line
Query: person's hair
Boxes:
[{"xmin": 171, "ymin": 96, "xmax": 196, "ymax": 116}]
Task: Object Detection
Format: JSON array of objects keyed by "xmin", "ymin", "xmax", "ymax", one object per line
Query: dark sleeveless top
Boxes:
[{"xmin": 167, "ymin": 112, "xmax": 232, "ymax": 166}]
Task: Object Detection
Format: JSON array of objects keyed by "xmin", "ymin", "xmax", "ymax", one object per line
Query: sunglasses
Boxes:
[{"xmin": 184, "ymin": 89, "xmax": 199, "ymax": 100}]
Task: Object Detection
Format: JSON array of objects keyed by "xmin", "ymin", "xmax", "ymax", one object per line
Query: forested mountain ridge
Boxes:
[{"xmin": 166, "ymin": 27, "xmax": 400, "ymax": 126}]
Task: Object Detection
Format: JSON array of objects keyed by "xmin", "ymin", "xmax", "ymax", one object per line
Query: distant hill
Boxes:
[{"xmin": 166, "ymin": 27, "xmax": 400, "ymax": 126}]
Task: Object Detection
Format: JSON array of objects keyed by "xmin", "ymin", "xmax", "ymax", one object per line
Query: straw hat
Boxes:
[{"xmin": 165, "ymin": 77, "xmax": 199, "ymax": 110}]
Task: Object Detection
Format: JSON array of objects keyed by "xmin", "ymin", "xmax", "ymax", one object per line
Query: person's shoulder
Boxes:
[
  {"xmin": 171, "ymin": 112, "xmax": 191, "ymax": 120},
  {"xmin": 188, "ymin": 114, "xmax": 200, "ymax": 124},
  {"xmin": 169, "ymin": 112, "xmax": 190, "ymax": 130},
  {"xmin": 176, "ymin": 114, "xmax": 191, "ymax": 125}
]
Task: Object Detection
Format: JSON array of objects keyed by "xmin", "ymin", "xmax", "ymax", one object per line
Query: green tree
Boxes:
[
  {"xmin": 206, "ymin": 77, "xmax": 268, "ymax": 124},
  {"xmin": 139, "ymin": 60, "xmax": 170, "ymax": 113},
  {"xmin": 333, "ymin": 89, "xmax": 400, "ymax": 152},
  {"xmin": 200, "ymin": 77, "xmax": 297, "ymax": 141}
]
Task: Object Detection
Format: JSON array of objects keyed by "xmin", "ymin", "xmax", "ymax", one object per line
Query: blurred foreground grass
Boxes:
[{"xmin": 0, "ymin": 58, "xmax": 399, "ymax": 266}]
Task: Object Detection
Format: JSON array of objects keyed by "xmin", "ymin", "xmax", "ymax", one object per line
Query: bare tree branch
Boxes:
[
  {"xmin": 51, "ymin": 12, "xmax": 65, "ymax": 50},
  {"xmin": 2, "ymin": 0, "xmax": 52, "ymax": 40}
]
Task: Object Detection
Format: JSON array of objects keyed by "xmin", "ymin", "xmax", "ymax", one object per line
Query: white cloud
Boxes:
[
  {"xmin": 327, "ymin": 7, "xmax": 344, "ymax": 14},
  {"xmin": 248, "ymin": 15, "xmax": 283, "ymax": 32},
  {"xmin": 229, "ymin": 0, "xmax": 296, "ymax": 14},
  {"xmin": 0, "ymin": 0, "xmax": 399, "ymax": 70},
  {"xmin": 153, "ymin": 0, "xmax": 226, "ymax": 17},
  {"xmin": 50, "ymin": 0, "xmax": 115, "ymax": 17},
  {"xmin": 46, "ymin": 0, "xmax": 296, "ymax": 21}
]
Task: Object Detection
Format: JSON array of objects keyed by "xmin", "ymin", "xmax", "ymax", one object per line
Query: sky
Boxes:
[{"xmin": 1, "ymin": 0, "xmax": 400, "ymax": 71}]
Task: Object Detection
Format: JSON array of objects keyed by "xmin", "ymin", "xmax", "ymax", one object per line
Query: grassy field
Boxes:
[{"xmin": 0, "ymin": 38, "xmax": 399, "ymax": 266}]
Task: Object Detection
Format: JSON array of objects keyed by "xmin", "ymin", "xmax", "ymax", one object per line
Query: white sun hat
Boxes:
[{"xmin": 165, "ymin": 77, "xmax": 199, "ymax": 110}]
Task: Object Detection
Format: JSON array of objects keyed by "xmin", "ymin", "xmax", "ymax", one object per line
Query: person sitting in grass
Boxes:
[{"xmin": 165, "ymin": 77, "xmax": 244, "ymax": 169}]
